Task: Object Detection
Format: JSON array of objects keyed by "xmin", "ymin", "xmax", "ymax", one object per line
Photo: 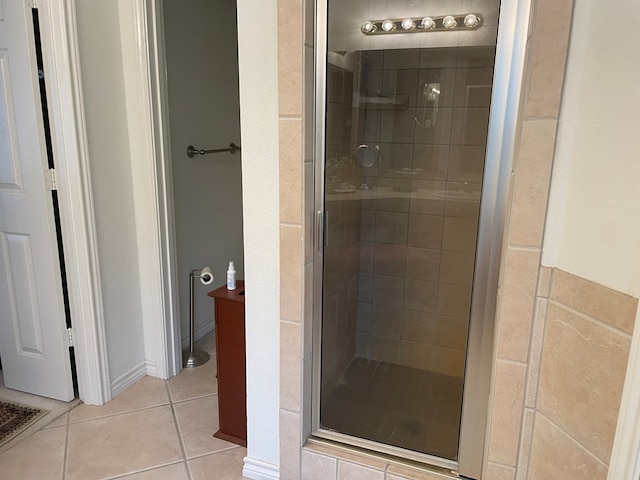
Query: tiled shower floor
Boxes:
[{"xmin": 321, "ymin": 357, "xmax": 464, "ymax": 460}]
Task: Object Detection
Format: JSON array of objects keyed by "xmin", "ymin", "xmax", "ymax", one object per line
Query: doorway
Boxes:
[
  {"xmin": 312, "ymin": 0, "xmax": 519, "ymax": 477},
  {"xmin": 162, "ymin": 0, "xmax": 244, "ymax": 353}
]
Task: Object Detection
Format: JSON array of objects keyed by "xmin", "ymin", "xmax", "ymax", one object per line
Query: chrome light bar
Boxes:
[{"xmin": 361, "ymin": 14, "xmax": 482, "ymax": 35}]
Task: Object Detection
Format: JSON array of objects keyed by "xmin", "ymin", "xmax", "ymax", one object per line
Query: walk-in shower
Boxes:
[{"xmin": 312, "ymin": 0, "xmax": 528, "ymax": 478}]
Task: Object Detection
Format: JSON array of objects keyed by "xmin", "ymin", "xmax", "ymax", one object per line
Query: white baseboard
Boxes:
[
  {"xmin": 110, "ymin": 362, "xmax": 147, "ymax": 397},
  {"xmin": 242, "ymin": 456, "xmax": 280, "ymax": 480},
  {"xmin": 181, "ymin": 317, "xmax": 215, "ymax": 348},
  {"xmin": 145, "ymin": 359, "xmax": 157, "ymax": 377}
]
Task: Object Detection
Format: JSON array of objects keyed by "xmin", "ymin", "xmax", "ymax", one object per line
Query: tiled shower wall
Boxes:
[
  {"xmin": 278, "ymin": 1, "xmax": 640, "ymax": 480},
  {"xmin": 354, "ymin": 47, "xmax": 493, "ymax": 377},
  {"xmin": 321, "ymin": 63, "xmax": 361, "ymax": 396}
]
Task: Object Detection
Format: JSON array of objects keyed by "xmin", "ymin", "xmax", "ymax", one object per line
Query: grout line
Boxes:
[
  {"xmin": 62, "ymin": 411, "xmax": 70, "ymax": 480},
  {"xmin": 547, "ymin": 299, "xmax": 634, "ymax": 339},
  {"xmin": 170, "ymin": 393, "xmax": 218, "ymax": 406},
  {"xmin": 67, "ymin": 401, "xmax": 172, "ymax": 425},
  {"xmin": 165, "ymin": 380, "xmax": 191, "ymax": 477},
  {"xmin": 537, "ymin": 412, "xmax": 609, "ymax": 468},
  {"xmin": 103, "ymin": 460, "xmax": 186, "ymax": 480},
  {"xmin": 185, "ymin": 445, "xmax": 242, "ymax": 462}
]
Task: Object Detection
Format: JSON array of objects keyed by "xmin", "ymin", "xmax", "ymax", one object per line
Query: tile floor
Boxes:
[
  {"xmin": 321, "ymin": 357, "xmax": 463, "ymax": 460},
  {"xmin": 0, "ymin": 332, "xmax": 248, "ymax": 480}
]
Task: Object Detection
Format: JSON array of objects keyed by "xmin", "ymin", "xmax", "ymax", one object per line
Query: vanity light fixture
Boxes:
[
  {"xmin": 401, "ymin": 18, "xmax": 416, "ymax": 30},
  {"xmin": 442, "ymin": 15, "xmax": 457, "ymax": 29},
  {"xmin": 381, "ymin": 19, "xmax": 395, "ymax": 32},
  {"xmin": 464, "ymin": 13, "xmax": 480, "ymax": 28},
  {"xmin": 420, "ymin": 16, "xmax": 436, "ymax": 30},
  {"xmin": 361, "ymin": 21, "xmax": 376, "ymax": 34},
  {"xmin": 360, "ymin": 13, "xmax": 482, "ymax": 35}
]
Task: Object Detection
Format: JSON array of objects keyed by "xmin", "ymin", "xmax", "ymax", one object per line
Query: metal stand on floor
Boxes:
[{"xmin": 183, "ymin": 268, "xmax": 213, "ymax": 368}]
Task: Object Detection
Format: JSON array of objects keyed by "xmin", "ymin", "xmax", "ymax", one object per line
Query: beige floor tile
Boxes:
[
  {"xmin": 66, "ymin": 405, "xmax": 182, "ymax": 480},
  {"xmin": 194, "ymin": 331, "xmax": 216, "ymax": 354},
  {"xmin": 44, "ymin": 412, "xmax": 69, "ymax": 429},
  {"xmin": 188, "ymin": 447, "xmax": 248, "ymax": 480},
  {"xmin": 0, "ymin": 426, "xmax": 66, "ymax": 479},
  {"xmin": 70, "ymin": 376, "xmax": 170, "ymax": 423},
  {"xmin": 174, "ymin": 395, "xmax": 237, "ymax": 458},
  {"xmin": 167, "ymin": 357, "xmax": 218, "ymax": 402},
  {"xmin": 114, "ymin": 462, "xmax": 190, "ymax": 479}
]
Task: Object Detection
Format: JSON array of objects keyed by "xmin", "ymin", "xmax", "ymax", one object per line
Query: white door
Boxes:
[{"xmin": 0, "ymin": 0, "xmax": 74, "ymax": 401}]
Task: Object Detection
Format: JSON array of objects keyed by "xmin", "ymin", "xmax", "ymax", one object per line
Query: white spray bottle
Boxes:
[{"xmin": 226, "ymin": 261, "xmax": 236, "ymax": 290}]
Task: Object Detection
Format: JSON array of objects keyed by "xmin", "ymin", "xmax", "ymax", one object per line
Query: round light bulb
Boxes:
[
  {"xmin": 361, "ymin": 21, "xmax": 375, "ymax": 33},
  {"xmin": 381, "ymin": 19, "xmax": 395, "ymax": 32},
  {"xmin": 420, "ymin": 16, "xmax": 436, "ymax": 30},
  {"xmin": 443, "ymin": 15, "xmax": 457, "ymax": 29},
  {"xmin": 464, "ymin": 14, "xmax": 479, "ymax": 28},
  {"xmin": 401, "ymin": 18, "xmax": 415, "ymax": 30}
]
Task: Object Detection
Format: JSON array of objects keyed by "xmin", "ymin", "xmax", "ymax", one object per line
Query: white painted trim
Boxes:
[
  {"xmin": 110, "ymin": 362, "xmax": 147, "ymax": 397},
  {"xmin": 145, "ymin": 360, "xmax": 158, "ymax": 378},
  {"xmin": 38, "ymin": 0, "xmax": 110, "ymax": 405},
  {"xmin": 608, "ymin": 304, "xmax": 640, "ymax": 479},
  {"xmin": 242, "ymin": 456, "xmax": 280, "ymax": 480},
  {"xmin": 117, "ymin": 0, "xmax": 181, "ymax": 380}
]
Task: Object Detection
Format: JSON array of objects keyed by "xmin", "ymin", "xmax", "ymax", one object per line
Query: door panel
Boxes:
[{"xmin": 0, "ymin": 0, "xmax": 73, "ymax": 401}]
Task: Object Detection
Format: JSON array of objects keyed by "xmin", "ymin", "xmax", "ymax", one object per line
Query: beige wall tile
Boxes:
[
  {"xmin": 281, "ymin": 321, "xmax": 302, "ymax": 412},
  {"xmin": 488, "ymin": 360, "xmax": 526, "ymax": 466},
  {"xmin": 528, "ymin": 414, "xmax": 607, "ymax": 480},
  {"xmin": 537, "ymin": 266, "xmax": 552, "ymax": 297},
  {"xmin": 387, "ymin": 463, "xmax": 457, "ymax": 480},
  {"xmin": 439, "ymin": 251, "xmax": 475, "ymax": 285},
  {"xmin": 304, "ymin": 442, "xmax": 387, "ymax": 470},
  {"xmin": 280, "ymin": 119, "xmax": 302, "ymax": 225},
  {"xmin": 404, "ymin": 278, "xmax": 438, "ymax": 312},
  {"xmin": 537, "ymin": 302, "xmax": 631, "ymax": 463},
  {"xmin": 437, "ymin": 283, "xmax": 472, "ymax": 317},
  {"xmin": 515, "ymin": 408, "xmax": 534, "ymax": 480},
  {"xmin": 337, "ymin": 461, "xmax": 384, "ymax": 480},
  {"xmin": 407, "ymin": 214, "xmax": 443, "ymax": 249},
  {"xmin": 278, "ymin": 0, "xmax": 303, "ymax": 116},
  {"xmin": 551, "ymin": 269, "xmax": 638, "ymax": 334},
  {"xmin": 496, "ymin": 248, "xmax": 541, "ymax": 362},
  {"xmin": 280, "ymin": 410, "xmax": 302, "ymax": 480},
  {"xmin": 486, "ymin": 462, "xmax": 515, "ymax": 480},
  {"xmin": 302, "ymin": 450, "xmax": 337, "ymax": 479},
  {"xmin": 524, "ymin": 0, "xmax": 574, "ymax": 118},
  {"xmin": 369, "ymin": 334, "xmax": 399, "ymax": 364},
  {"xmin": 508, "ymin": 120, "xmax": 557, "ymax": 247},
  {"xmin": 280, "ymin": 225, "xmax": 303, "ymax": 321},
  {"xmin": 524, "ymin": 298, "xmax": 547, "ymax": 408},
  {"xmin": 441, "ymin": 217, "xmax": 478, "ymax": 252}
]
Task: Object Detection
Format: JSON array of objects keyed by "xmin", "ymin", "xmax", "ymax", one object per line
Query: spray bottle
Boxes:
[{"xmin": 226, "ymin": 261, "xmax": 236, "ymax": 290}]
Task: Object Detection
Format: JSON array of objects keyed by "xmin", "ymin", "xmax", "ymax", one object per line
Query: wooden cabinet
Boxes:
[{"xmin": 208, "ymin": 280, "xmax": 246, "ymax": 447}]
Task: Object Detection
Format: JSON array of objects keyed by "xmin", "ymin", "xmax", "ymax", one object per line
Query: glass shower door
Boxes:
[{"xmin": 315, "ymin": 0, "xmax": 502, "ymax": 472}]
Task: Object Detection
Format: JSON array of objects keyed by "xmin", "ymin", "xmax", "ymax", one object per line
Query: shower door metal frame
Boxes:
[{"xmin": 311, "ymin": 0, "xmax": 533, "ymax": 477}]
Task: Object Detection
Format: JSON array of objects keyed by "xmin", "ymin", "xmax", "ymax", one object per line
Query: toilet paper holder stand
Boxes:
[{"xmin": 183, "ymin": 267, "xmax": 214, "ymax": 368}]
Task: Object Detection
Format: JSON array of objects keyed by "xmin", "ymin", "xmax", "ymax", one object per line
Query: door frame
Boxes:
[
  {"xmin": 33, "ymin": 0, "xmax": 110, "ymax": 405},
  {"xmin": 117, "ymin": 0, "xmax": 183, "ymax": 380},
  {"xmin": 311, "ymin": 0, "xmax": 532, "ymax": 477}
]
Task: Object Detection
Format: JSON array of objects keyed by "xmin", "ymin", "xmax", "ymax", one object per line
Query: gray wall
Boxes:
[{"xmin": 163, "ymin": 0, "xmax": 244, "ymax": 343}]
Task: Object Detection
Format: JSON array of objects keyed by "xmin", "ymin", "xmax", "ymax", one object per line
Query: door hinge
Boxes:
[
  {"xmin": 27, "ymin": 0, "xmax": 38, "ymax": 8},
  {"xmin": 44, "ymin": 168, "xmax": 57, "ymax": 191},
  {"xmin": 67, "ymin": 328, "xmax": 74, "ymax": 347}
]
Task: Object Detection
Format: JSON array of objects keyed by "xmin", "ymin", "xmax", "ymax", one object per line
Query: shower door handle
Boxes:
[{"xmin": 315, "ymin": 210, "xmax": 328, "ymax": 253}]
